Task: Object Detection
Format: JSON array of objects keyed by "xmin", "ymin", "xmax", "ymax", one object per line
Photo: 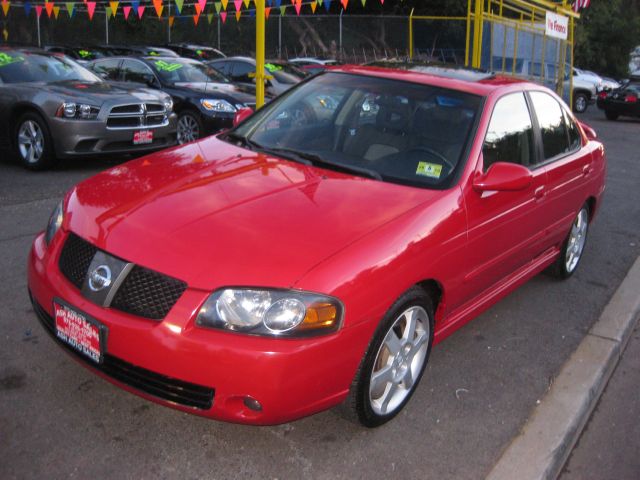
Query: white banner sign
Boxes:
[{"xmin": 546, "ymin": 11, "xmax": 569, "ymax": 40}]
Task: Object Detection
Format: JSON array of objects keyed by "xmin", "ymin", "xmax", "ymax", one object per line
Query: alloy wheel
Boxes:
[
  {"xmin": 18, "ymin": 120, "xmax": 44, "ymax": 164},
  {"xmin": 369, "ymin": 305, "xmax": 430, "ymax": 415},
  {"xmin": 177, "ymin": 114, "xmax": 200, "ymax": 144},
  {"xmin": 565, "ymin": 207, "xmax": 588, "ymax": 273}
]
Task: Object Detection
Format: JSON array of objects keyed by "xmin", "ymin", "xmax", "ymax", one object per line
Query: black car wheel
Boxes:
[
  {"xmin": 177, "ymin": 111, "xmax": 203, "ymax": 144},
  {"xmin": 605, "ymin": 110, "xmax": 619, "ymax": 121},
  {"xmin": 15, "ymin": 112, "xmax": 57, "ymax": 170},
  {"xmin": 573, "ymin": 92, "xmax": 589, "ymax": 113},
  {"xmin": 343, "ymin": 286, "xmax": 434, "ymax": 427}
]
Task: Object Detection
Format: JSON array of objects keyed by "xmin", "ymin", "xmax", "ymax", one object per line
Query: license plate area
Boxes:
[
  {"xmin": 133, "ymin": 130, "xmax": 153, "ymax": 145},
  {"xmin": 54, "ymin": 299, "xmax": 107, "ymax": 364}
]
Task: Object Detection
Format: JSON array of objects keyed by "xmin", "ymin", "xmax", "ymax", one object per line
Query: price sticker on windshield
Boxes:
[
  {"xmin": 416, "ymin": 162, "xmax": 443, "ymax": 179},
  {"xmin": 0, "ymin": 52, "xmax": 25, "ymax": 67},
  {"xmin": 155, "ymin": 60, "xmax": 183, "ymax": 72}
]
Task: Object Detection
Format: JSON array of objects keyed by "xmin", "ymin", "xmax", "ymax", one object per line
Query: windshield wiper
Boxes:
[
  {"xmin": 223, "ymin": 132, "xmax": 262, "ymax": 151},
  {"xmin": 263, "ymin": 147, "xmax": 382, "ymax": 180}
]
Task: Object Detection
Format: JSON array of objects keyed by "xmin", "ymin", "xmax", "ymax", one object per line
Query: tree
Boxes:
[{"xmin": 574, "ymin": 0, "xmax": 640, "ymax": 76}]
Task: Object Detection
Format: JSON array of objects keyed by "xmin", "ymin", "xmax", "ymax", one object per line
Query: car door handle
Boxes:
[
  {"xmin": 534, "ymin": 186, "xmax": 545, "ymax": 199},
  {"xmin": 582, "ymin": 164, "xmax": 592, "ymax": 176}
]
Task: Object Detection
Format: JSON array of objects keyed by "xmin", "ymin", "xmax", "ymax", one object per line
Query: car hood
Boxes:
[
  {"xmin": 37, "ymin": 80, "xmax": 165, "ymax": 103},
  {"xmin": 65, "ymin": 137, "xmax": 436, "ymax": 290},
  {"xmin": 172, "ymin": 82, "xmax": 256, "ymax": 103}
]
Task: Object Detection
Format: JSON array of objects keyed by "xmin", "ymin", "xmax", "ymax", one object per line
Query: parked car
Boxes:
[
  {"xmin": 596, "ymin": 79, "xmax": 640, "ymax": 120},
  {"xmin": 43, "ymin": 45, "xmax": 106, "ymax": 64},
  {"xmin": 0, "ymin": 48, "xmax": 176, "ymax": 170},
  {"xmin": 87, "ymin": 56, "xmax": 256, "ymax": 144},
  {"xmin": 208, "ymin": 56, "xmax": 305, "ymax": 96},
  {"xmin": 490, "ymin": 57, "xmax": 597, "ymax": 113},
  {"xmin": 600, "ymin": 76, "xmax": 621, "ymax": 91},
  {"xmin": 28, "ymin": 64, "xmax": 605, "ymax": 427},
  {"xmin": 288, "ymin": 57, "xmax": 341, "ymax": 75},
  {"xmin": 92, "ymin": 45, "xmax": 180, "ymax": 58},
  {"xmin": 165, "ymin": 43, "xmax": 226, "ymax": 61}
]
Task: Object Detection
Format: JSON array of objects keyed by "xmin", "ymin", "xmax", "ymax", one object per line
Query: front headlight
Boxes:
[
  {"xmin": 196, "ymin": 288, "xmax": 343, "ymax": 337},
  {"xmin": 200, "ymin": 99, "xmax": 236, "ymax": 113},
  {"xmin": 45, "ymin": 201, "xmax": 64, "ymax": 245},
  {"xmin": 56, "ymin": 102, "xmax": 100, "ymax": 120},
  {"xmin": 163, "ymin": 96, "xmax": 174, "ymax": 112}
]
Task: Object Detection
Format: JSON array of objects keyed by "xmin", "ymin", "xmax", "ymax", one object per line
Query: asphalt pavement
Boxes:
[{"xmin": 0, "ymin": 107, "xmax": 639, "ymax": 480}]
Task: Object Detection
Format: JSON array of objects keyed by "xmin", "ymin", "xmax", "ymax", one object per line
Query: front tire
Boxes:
[
  {"xmin": 176, "ymin": 110, "xmax": 204, "ymax": 145},
  {"xmin": 344, "ymin": 287, "xmax": 434, "ymax": 427},
  {"xmin": 548, "ymin": 205, "xmax": 589, "ymax": 279},
  {"xmin": 573, "ymin": 92, "xmax": 589, "ymax": 114},
  {"xmin": 15, "ymin": 112, "xmax": 57, "ymax": 170}
]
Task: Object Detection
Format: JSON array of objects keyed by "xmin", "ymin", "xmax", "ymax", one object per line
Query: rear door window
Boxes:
[
  {"xmin": 482, "ymin": 93, "xmax": 534, "ymax": 171},
  {"xmin": 230, "ymin": 61, "xmax": 254, "ymax": 82},
  {"xmin": 122, "ymin": 60, "xmax": 157, "ymax": 86},
  {"xmin": 91, "ymin": 58, "xmax": 122, "ymax": 81},
  {"xmin": 529, "ymin": 91, "xmax": 571, "ymax": 161}
]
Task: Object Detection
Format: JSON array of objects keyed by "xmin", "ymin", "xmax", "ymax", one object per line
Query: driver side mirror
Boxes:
[
  {"xmin": 473, "ymin": 160, "xmax": 533, "ymax": 192},
  {"xmin": 233, "ymin": 107, "xmax": 253, "ymax": 127}
]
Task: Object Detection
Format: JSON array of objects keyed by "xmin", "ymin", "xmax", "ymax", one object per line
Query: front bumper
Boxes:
[
  {"xmin": 49, "ymin": 113, "xmax": 177, "ymax": 158},
  {"xmin": 28, "ymin": 230, "xmax": 367, "ymax": 425},
  {"xmin": 200, "ymin": 110, "xmax": 234, "ymax": 136}
]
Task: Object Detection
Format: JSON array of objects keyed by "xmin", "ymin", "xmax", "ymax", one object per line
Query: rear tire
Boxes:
[
  {"xmin": 341, "ymin": 287, "xmax": 434, "ymax": 427},
  {"xmin": 15, "ymin": 112, "xmax": 57, "ymax": 170},
  {"xmin": 605, "ymin": 110, "xmax": 619, "ymax": 121},
  {"xmin": 547, "ymin": 204, "xmax": 589, "ymax": 279}
]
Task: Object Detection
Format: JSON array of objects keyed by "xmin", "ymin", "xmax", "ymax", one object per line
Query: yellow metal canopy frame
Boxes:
[{"xmin": 409, "ymin": 0, "xmax": 579, "ymax": 104}]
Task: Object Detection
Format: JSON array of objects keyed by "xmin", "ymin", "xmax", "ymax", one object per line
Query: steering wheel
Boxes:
[{"xmin": 287, "ymin": 102, "xmax": 317, "ymax": 126}]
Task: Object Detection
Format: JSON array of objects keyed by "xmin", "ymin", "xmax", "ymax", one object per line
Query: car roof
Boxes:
[{"xmin": 332, "ymin": 63, "xmax": 533, "ymax": 96}]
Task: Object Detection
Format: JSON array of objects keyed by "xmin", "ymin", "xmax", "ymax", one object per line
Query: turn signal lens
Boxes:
[
  {"xmin": 625, "ymin": 94, "xmax": 638, "ymax": 103},
  {"xmin": 299, "ymin": 302, "xmax": 338, "ymax": 331}
]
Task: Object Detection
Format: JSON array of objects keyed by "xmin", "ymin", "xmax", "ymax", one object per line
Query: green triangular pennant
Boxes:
[
  {"xmin": 214, "ymin": 1, "xmax": 221, "ymax": 13},
  {"xmin": 174, "ymin": 0, "xmax": 184, "ymax": 13},
  {"xmin": 65, "ymin": 2, "xmax": 74, "ymax": 17},
  {"xmin": 279, "ymin": 5, "xmax": 285, "ymax": 15},
  {"xmin": 207, "ymin": 12, "xmax": 213, "ymax": 23}
]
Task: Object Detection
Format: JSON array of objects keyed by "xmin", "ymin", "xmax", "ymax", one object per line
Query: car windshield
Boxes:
[
  {"xmin": 266, "ymin": 62, "xmax": 306, "ymax": 84},
  {"xmin": 231, "ymin": 72, "xmax": 482, "ymax": 189},
  {"xmin": 0, "ymin": 51, "xmax": 101, "ymax": 83},
  {"xmin": 149, "ymin": 58, "xmax": 229, "ymax": 84},
  {"xmin": 73, "ymin": 49, "xmax": 105, "ymax": 61}
]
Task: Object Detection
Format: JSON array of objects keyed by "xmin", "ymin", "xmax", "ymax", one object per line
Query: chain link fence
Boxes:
[{"xmin": 1, "ymin": 5, "xmax": 467, "ymax": 64}]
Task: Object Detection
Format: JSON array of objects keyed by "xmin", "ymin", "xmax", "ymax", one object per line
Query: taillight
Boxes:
[
  {"xmin": 625, "ymin": 94, "xmax": 638, "ymax": 103},
  {"xmin": 598, "ymin": 91, "xmax": 608, "ymax": 100}
]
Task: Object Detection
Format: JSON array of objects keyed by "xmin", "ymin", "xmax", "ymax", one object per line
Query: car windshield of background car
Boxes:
[
  {"xmin": 151, "ymin": 59, "xmax": 226, "ymax": 85},
  {"xmin": 0, "ymin": 52, "xmax": 101, "ymax": 83}
]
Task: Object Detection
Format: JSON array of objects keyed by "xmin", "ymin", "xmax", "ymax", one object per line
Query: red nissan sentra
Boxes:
[{"xmin": 28, "ymin": 65, "xmax": 606, "ymax": 427}]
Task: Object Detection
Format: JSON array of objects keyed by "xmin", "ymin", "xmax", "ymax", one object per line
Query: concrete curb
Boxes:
[{"xmin": 486, "ymin": 256, "xmax": 640, "ymax": 480}]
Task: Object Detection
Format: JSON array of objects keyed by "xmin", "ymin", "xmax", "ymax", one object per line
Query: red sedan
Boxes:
[{"xmin": 28, "ymin": 65, "xmax": 606, "ymax": 427}]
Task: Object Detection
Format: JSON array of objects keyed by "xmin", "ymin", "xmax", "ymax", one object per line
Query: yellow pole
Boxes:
[
  {"xmin": 472, "ymin": 0, "xmax": 484, "ymax": 68},
  {"xmin": 255, "ymin": 0, "xmax": 266, "ymax": 109},
  {"xmin": 409, "ymin": 8, "xmax": 414, "ymax": 60},
  {"xmin": 465, "ymin": 0, "xmax": 472, "ymax": 66}
]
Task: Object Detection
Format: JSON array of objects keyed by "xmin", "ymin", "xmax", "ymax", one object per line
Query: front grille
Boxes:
[
  {"xmin": 58, "ymin": 233, "xmax": 186, "ymax": 320},
  {"xmin": 31, "ymin": 297, "xmax": 214, "ymax": 410},
  {"xmin": 111, "ymin": 266, "xmax": 187, "ymax": 320},
  {"xmin": 107, "ymin": 103, "xmax": 169, "ymax": 130},
  {"xmin": 59, "ymin": 233, "xmax": 98, "ymax": 289}
]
